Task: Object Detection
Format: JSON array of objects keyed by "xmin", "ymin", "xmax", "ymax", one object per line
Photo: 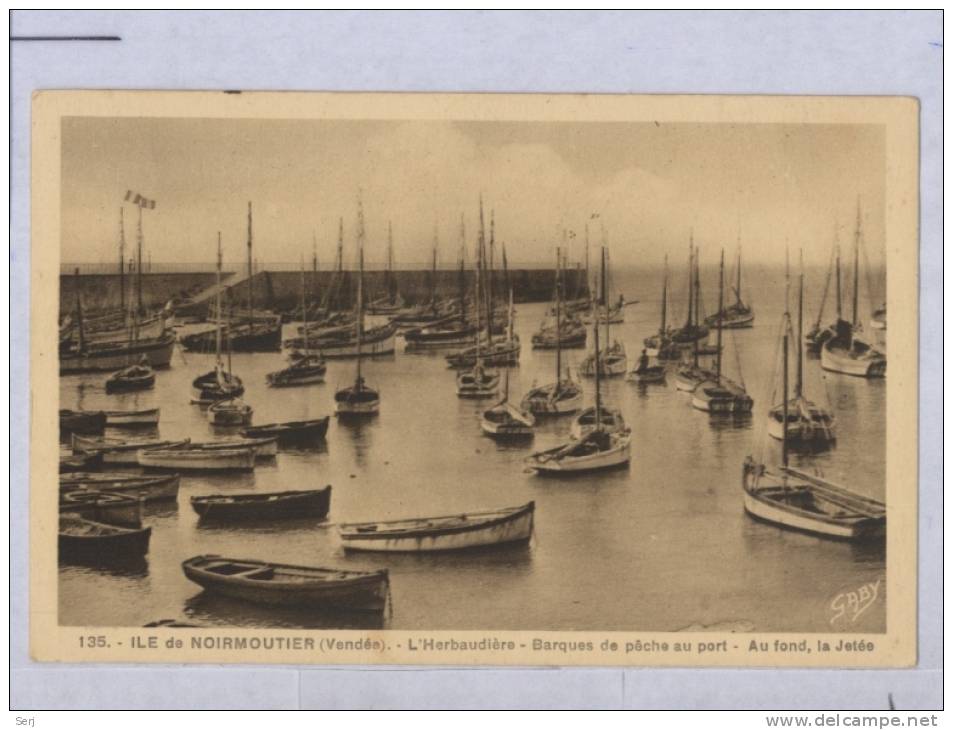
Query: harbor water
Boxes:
[{"xmin": 58, "ymin": 263, "xmax": 886, "ymax": 633}]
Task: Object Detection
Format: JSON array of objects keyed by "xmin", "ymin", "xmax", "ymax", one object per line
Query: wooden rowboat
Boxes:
[
  {"xmin": 71, "ymin": 435, "xmax": 190, "ymax": 465},
  {"xmin": 339, "ymin": 501, "xmax": 534, "ymax": 553},
  {"xmin": 241, "ymin": 417, "xmax": 329, "ymax": 442},
  {"xmin": 59, "ymin": 451, "xmax": 104, "ymax": 473},
  {"xmin": 103, "ymin": 408, "xmax": 161, "ymax": 427},
  {"xmin": 59, "ymin": 409, "xmax": 106, "ymax": 435},
  {"xmin": 59, "ymin": 515, "xmax": 152, "ymax": 562},
  {"xmin": 207, "ymin": 398, "xmax": 253, "ymax": 426},
  {"xmin": 60, "ymin": 490, "xmax": 144, "ymax": 528},
  {"xmin": 181, "ymin": 555, "xmax": 390, "ymax": 611},
  {"xmin": 105, "ymin": 361, "xmax": 156, "ymax": 393},
  {"xmin": 59, "ymin": 472, "xmax": 180, "ymax": 503},
  {"xmin": 191, "ymin": 486, "xmax": 331, "ymax": 522},
  {"xmin": 183, "ymin": 437, "xmax": 278, "ymax": 459},
  {"xmin": 139, "ymin": 446, "xmax": 256, "ymax": 472}
]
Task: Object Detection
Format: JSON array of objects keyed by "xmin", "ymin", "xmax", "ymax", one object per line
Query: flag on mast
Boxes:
[{"xmin": 124, "ymin": 190, "xmax": 157, "ymax": 209}]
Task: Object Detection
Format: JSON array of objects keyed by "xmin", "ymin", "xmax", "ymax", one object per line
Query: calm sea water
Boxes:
[{"xmin": 59, "ymin": 264, "xmax": 886, "ymax": 633}]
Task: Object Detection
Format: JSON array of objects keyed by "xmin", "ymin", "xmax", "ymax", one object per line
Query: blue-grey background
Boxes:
[{"xmin": 10, "ymin": 9, "xmax": 942, "ymax": 710}]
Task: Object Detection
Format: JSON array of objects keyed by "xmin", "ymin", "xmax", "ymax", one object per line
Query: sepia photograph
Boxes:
[{"xmin": 30, "ymin": 90, "xmax": 918, "ymax": 667}]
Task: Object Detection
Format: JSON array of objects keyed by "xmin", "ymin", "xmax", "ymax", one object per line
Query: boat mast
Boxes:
[
  {"xmin": 660, "ymin": 254, "xmax": 668, "ymax": 334},
  {"xmin": 482, "ymin": 199, "xmax": 493, "ymax": 348},
  {"xmin": 118, "ymin": 207, "xmax": 126, "ymax": 322},
  {"xmin": 852, "ymin": 202, "xmax": 861, "ymax": 330},
  {"xmin": 601, "ymin": 227, "xmax": 610, "ymax": 349},
  {"xmin": 215, "ymin": 233, "xmax": 223, "ymax": 370},
  {"xmin": 475, "ymin": 197, "xmax": 484, "ymax": 361},
  {"xmin": 74, "ymin": 267, "xmax": 85, "ymax": 352},
  {"xmin": 489, "ymin": 210, "xmax": 496, "ymax": 315},
  {"xmin": 796, "ymin": 250, "xmax": 804, "ymax": 399},
  {"xmin": 458, "ymin": 214, "xmax": 467, "ymax": 325},
  {"xmin": 311, "ymin": 232, "xmax": 318, "ymax": 318},
  {"xmin": 782, "ymin": 313, "xmax": 789, "ymax": 469},
  {"xmin": 715, "ymin": 249, "xmax": 724, "ymax": 383},
  {"xmin": 505, "ymin": 288, "xmax": 514, "ymax": 401},
  {"xmin": 593, "ymin": 248, "xmax": 603, "ymax": 432},
  {"xmin": 736, "ymin": 239, "xmax": 743, "ymax": 307},
  {"xmin": 246, "ymin": 202, "xmax": 254, "ymax": 330},
  {"xmin": 555, "ymin": 246, "xmax": 562, "ymax": 385},
  {"xmin": 355, "ymin": 194, "xmax": 365, "ymax": 385},
  {"xmin": 835, "ymin": 229, "xmax": 842, "ymax": 321},
  {"xmin": 685, "ymin": 235, "xmax": 694, "ymax": 331},
  {"xmin": 136, "ymin": 203, "xmax": 144, "ymax": 319},
  {"xmin": 430, "ymin": 224, "xmax": 438, "ymax": 307},
  {"xmin": 584, "ymin": 224, "xmax": 590, "ymax": 302},
  {"xmin": 692, "ymin": 240, "xmax": 700, "ymax": 368},
  {"xmin": 301, "ymin": 259, "xmax": 309, "ymax": 354},
  {"xmin": 336, "ymin": 217, "xmax": 344, "ymax": 310}
]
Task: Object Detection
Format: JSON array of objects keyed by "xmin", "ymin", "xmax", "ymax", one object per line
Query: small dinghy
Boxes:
[
  {"xmin": 266, "ymin": 355, "xmax": 326, "ymax": 387},
  {"xmin": 456, "ymin": 361, "xmax": 500, "ymax": 398},
  {"xmin": 207, "ymin": 397, "xmax": 253, "ymax": 426},
  {"xmin": 59, "ymin": 472, "xmax": 180, "ymax": 502},
  {"xmin": 181, "ymin": 555, "xmax": 390, "ymax": 612},
  {"xmin": 520, "ymin": 379, "xmax": 582, "ymax": 416},
  {"xmin": 59, "ymin": 451, "xmax": 104, "ymax": 473},
  {"xmin": 59, "ymin": 515, "xmax": 152, "ymax": 562},
  {"xmin": 59, "ymin": 409, "xmax": 106, "ymax": 435},
  {"xmin": 60, "ymin": 490, "xmax": 144, "ymax": 528},
  {"xmin": 105, "ymin": 357, "xmax": 155, "ymax": 394},
  {"xmin": 191, "ymin": 486, "xmax": 331, "ymax": 522},
  {"xmin": 72, "ymin": 434, "xmax": 190, "ymax": 465},
  {"xmin": 580, "ymin": 341, "xmax": 628, "ymax": 377},
  {"xmin": 139, "ymin": 446, "xmax": 256, "ymax": 472},
  {"xmin": 339, "ymin": 501, "xmax": 535, "ymax": 553},
  {"xmin": 241, "ymin": 417, "xmax": 329, "ymax": 442},
  {"xmin": 481, "ymin": 401, "xmax": 535, "ymax": 439},
  {"xmin": 103, "ymin": 407, "xmax": 160, "ymax": 427},
  {"xmin": 191, "ymin": 367, "xmax": 245, "ymax": 404}
]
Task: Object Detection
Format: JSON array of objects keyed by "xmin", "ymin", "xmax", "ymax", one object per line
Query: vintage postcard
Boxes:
[{"xmin": 31, "ymin": 91, "xmax": 918, "ymax": 666}]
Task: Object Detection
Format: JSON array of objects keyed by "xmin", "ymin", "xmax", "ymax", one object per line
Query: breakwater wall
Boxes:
[{"xmin": 60, "ymin": 268, "xmax": 589, "ymax": 315}]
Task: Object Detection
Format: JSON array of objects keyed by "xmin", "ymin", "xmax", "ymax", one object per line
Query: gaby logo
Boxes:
[{"xmin": 829, "ymin": 579, "xmax": 882, "ymax": 625}]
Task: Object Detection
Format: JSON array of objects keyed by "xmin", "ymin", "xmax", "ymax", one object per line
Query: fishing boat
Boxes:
[
  {"xmin": 139, "ymin": 445, "xmax": 256, "ymax": 472},
  {"xmin": 59, "ymin": 409, "xmax": 106, "ymax": 435},
  {"xmin": 767, "ymin": 255, "xmax": 836, "ymax": 447},
  {"xmin": 481, "ymin": 292, "xmax": 535, "ymax": 440},
  {"xmin": 60, "ymin": 451, "xmax": 104, "ymax": 473},
  {"xmin": 335, "ymin": 194, "xmax": 381, "ymax": 416},
  {"xmin": 60, "ymin": 490, "xmax": 144, "ymax": 528},
  {"xmin": 268, "ymin": 263, "xmax": 327, "ymax": 386},
  {"xmin": 805, "ymin": 230, "xmax": 845, "ymax": 356},
  {"xmin": 742, "ymin": 306, "xmax": 884, "ymax": 540},
  {"xmin": 820, "ymin": 207, "xmax": 886, "ymax": 378},
  {"xmin": 60, "ymin": 333, "xmax": 176, "ymax": 374},
  {"xmin": 207, "ymin": 397, "xmax": 253, "ymax": 426},
  {"xmin": 456, "ymin": 200, "xmax": 501, "ymax": 399},
  {"xmin": 105, "ymin": 357, "xmax": 155, "ymax": 393},
  {"xmin": 190, "ymin": 234, "xmax": 245, "ymax": 404},
  {"xmin": 530, "ymin": 317, "xmax": 587, "ymax": 350},
  {"xmin": 705, "ymin": 243, "xmax": 754, "ymax": 328},
  {"xmin": 294, "ymin": 321, "xmax": 398, "ymax": 359},
  {"xmin": 339, "ymin": 501, "xmax": 534, "ymax": 553},
  {"xmin": 526, "ymin": 279, "xmax": 631, "ymax": 474},
  {"xmin": 181, "ymin": 204, "xmax": 281, "ymax": 352},
  {"xmin": 569, "ymin": 406, "xmax": 628, "ymax": 441},
  {"xmin": 445, "ymin": 336, "xmax": 521, "ymax": 369},
  {"xmin": 627, "ymin": 348, "xmax": 666, "ymax": 384},
  {"xmin": 580, "ymin": 246, "xmax": 627, "ymax": 377},
  {"xmin": 691, "ymin": 250, "xmax": 754, "ymax": 414},
  {"xmin": 191, "ymin": 486, "xmax": 331, "ymax": 522},
  {"xmin": 59, "ymin": 472, "xmax": 180, "ymax": 503},
  {"xmin": 181, "ymin": 555, "xmax": 390, "ymax": 612},
  {"xmin": 521, "ymin": 249, "xmax": 583, "ymax": 416},
  {"xmin": 242, "ymin": 417, "xmax": 330, "ymax": 442},
  {"xmin": 366, "ymin": 222, "xmax": 406, "ymax": 314},
  {"xmin": 72, "ymin": 434, "xmax": 190, "ymax": 465},
  {"xmin": 103, "ymin": 407, "xmax": 160, "ymax": 427},
  {"xmin": 643, "ymin": 256, "xmax": 682, "ymax": 360},
  {"xmin": 669, "ymin": 238, "xmax": 710, "ymax": 347},
  {"xmin": 674, "ymin": 243, "xmax": 718, "ymax": 391},
  {"xmin": 59, "ymin": 515, "xmax": 152, "ymax": 562}
]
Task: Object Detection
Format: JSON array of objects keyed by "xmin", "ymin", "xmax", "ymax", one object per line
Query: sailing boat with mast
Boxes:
[
  {"xmin": 481, "ymin": 290, "xmax": 535, "ymax": 439},
  {"xmin": 456, "ymin": 199, "xmax": 501, "ymax": 398},
  {"xmin": 691, "ymin": 250, "xmax": 754, "ymax": 414},
  {"xmin": 525, "ymin": 277, "xmax": 631, "ymax": 474},
  {"xmin": 670, "ymin": 236, "xmax": 710, "ymax": 348},
  {"xmin": 335, "ymin": 194, "xmax": 381, "ymax": 416},
  {"xmin": 820, "ymin": 204, "xmax": 886, "ymax": 377},
  {"xmin": 532, "ymin": 232, "xmax": 587, "ymax": 350},
  {"xmin": 191, "ymin": 234, "xmax": 245, "ymax": 405},
  {"xmin": 673, "ymin": 244, "xmax": 718, "ymax": 391},
  {"xmin": 643, "ymin": 255, "xmax": 681, "ymax": 361},
  {"xmin": 742, "ymin": 305, "xmax": 884, "ymax": 541},
  {"xmin": 367, "ymin": 222, "xmax": 405, "ymax": 315},
  {"xmin": 705, "ymin": 241, "xmax": 754, "ymax": 329},
  {"xmin": 768, "ymin": 252, "xmax": 836, "ymax": 447},
  {"xmin": 520, "ymin": 248, "xmax": 583, "ymax": 416},
  {"xmin": 580, "ymin": 244, "xmax": 627, "ymax": 377},
  {"xmin": 267, "ymin": 261, "xmax": 327, "ymax": 387}
]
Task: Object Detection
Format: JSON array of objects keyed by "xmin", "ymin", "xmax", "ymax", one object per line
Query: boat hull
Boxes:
[
  {"xmin": 820, "ymin": 343, "xmax": 886, "ymax": 377},
  {"xmin": 59, "ymin": 520, "xmax": 152, "ymax": 562},
  {"xmin": 340, "ymin": 505, "xmax": 534, "ymax": 553},
  {"xmin": 529, "ymin": 439, "xmax": 631, "ymax": 473},
  {"xmin": 242, "ymin": 417, "xmax": 330, "ymax": 442},
  {"xmin": 139, "ymin": 448, "xmax": 256, "ymax": 472},
  {"xmin": 743, "ymin": 488, "xmax": 884, "ymax": 540},
  {"xmin": 103, "ymin": 408, "xmax": 161, "ymax": 427},
  {"xmin": 60, "ymin": 336, "xmax": 175, "ymax": 374},
  {"xmin": 300, "ymin": 330, "xmax": 397, "ymax": 358},
  {"xmin": 182, "ymin": 556, "xmax": 389, "ymax": 611},
  {"xmin": 192, "ymin": 487, "xmax": 331, "ymax": 522}
]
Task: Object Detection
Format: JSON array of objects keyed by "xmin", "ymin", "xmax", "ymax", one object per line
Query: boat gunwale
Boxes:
[{"xmin": 339, "ymin": 501, "xmax": 535, "ymax": 539}]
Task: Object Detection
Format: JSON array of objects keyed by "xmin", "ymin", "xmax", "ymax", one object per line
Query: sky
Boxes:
[{"xmin": 61, "ymin": 116, "xmax": 885, "ymax": 269}]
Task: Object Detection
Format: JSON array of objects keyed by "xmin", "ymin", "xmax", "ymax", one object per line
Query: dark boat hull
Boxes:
[
  {"xmin": 59, "ymin": 523, "xmax": 152, "ymax": 562},
  {"xmin": 59, "ymin": 410, "xmax": 107, "ymax": 435},
  {"xmin": 192, "ymin": 487, "xmax": 331, "ymax": 522},
  {"xmin": 241, "ymin": 417, "xmax": 330, "ymax": 442},
  {"xmin": 181, "ymin": 324, "xmax": 282, "ymax": 353},
  {"xmin": 60, "ymin": 335, "xmax": 175, "ymax": 374}
]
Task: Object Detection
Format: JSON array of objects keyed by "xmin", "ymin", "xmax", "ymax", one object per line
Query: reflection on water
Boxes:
[{"xmin": 59, "ymin": 265, "xmax": 886, "ymax": 632}]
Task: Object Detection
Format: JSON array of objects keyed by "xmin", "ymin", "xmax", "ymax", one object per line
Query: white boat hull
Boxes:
[
  {"xmin": 820, "ymin": 344, "xmax": 886, "ymax": 377},
  {"xmin": 480, "ymin": 418, "xmax": 534, "ymax": 438},
  {"xmin": 300, "ymin": 332, "xmax": 396, "ymax": 359},
  {"xmin": 138, "ymin": 448, "xmax": 256, "ymax": 471},
  {"xmin": 103, "ymin": 409, "xmax": 161, "ymax": 426},
  {"xmin": 529, "ymin": 438, "xmax": 631, "ymax": 473},
  {"xmin": 336, "ymin": 399, "xmax": 380, "ymax": 415},
  {"xmin": 743, "ymin": 490, "xmax": 857, "ymax": 540},
  {"xmin": 340, "ymin": 510, "xmax": 533, "ymax": 552}
]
